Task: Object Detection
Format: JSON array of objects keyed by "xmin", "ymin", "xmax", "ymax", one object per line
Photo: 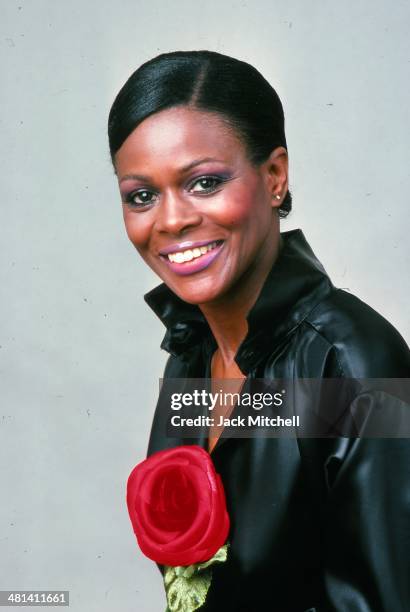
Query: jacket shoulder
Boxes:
[{"xmin": 304, "ymin": 288, "xmax": 410, "ymax": 377}]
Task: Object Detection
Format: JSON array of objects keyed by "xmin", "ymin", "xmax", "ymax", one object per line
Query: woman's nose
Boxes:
[{"xmin": 154, "ymin": 190, "xmax": 202, "ymax": 235}]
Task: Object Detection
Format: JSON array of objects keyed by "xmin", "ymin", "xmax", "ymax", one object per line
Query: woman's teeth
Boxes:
[{"xmin": 167, "ymin": 242, "xmax": 219, "ymax": 263}]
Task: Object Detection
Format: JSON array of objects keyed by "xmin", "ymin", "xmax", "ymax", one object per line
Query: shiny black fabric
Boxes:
[{"xmin": 144, "ymin": 229, "xmax": 410, "ymax": 611}]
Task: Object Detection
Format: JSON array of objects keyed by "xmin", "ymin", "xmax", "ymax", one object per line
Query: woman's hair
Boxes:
[{"xmin": 108, "ymin": 50, "xmax": 292, "ymax": 217}]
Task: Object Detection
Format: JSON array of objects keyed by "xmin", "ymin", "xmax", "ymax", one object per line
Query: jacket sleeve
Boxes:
[
  {"xmin": 319, "ymin": 434, "xmax": 410, "ymax": 611},
  {"xmin": 315, "ymin": 317, "xmax": 410, "ymax": 611}
]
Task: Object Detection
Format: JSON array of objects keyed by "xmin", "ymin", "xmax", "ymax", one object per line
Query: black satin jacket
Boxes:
[{"xmin": 144, "ymin": 229, "xmax": 410, "ymax": 611}]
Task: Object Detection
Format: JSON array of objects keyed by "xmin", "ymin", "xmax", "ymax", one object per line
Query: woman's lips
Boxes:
[
  {"xmin": 160, "ymin": 240, "xmax": 225, "ymax": 276},
  {"xmin": 159, "ymin": 239, "xmax": 222, "ymax": 256}
]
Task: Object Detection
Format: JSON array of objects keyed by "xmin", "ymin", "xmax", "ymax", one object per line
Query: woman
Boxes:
[{"xmin": 108, "ymin": 51, "xmax": 410, "ymax": 611}]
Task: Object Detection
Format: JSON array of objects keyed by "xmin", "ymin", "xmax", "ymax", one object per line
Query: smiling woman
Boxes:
[{"xmin": 108, "ymin": 51, "xmax": 410, "ymax": 611}]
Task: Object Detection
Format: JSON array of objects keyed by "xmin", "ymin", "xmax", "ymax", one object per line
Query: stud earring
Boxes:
[{"xmin": 274, "ymin": 194, "xmax": 281, "ymax": 200}]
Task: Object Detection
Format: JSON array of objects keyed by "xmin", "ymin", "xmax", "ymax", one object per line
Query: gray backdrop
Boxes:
[{"xmin": 1, "ymin": 1, "xmax": 409, "ymax": 611}]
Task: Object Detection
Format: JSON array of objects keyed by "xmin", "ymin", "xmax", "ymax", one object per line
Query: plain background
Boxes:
[{"xmin": 1, "ymin": 1, "xmax": 409, "ymax": 610}]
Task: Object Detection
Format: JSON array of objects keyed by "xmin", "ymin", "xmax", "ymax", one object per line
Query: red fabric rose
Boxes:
[{"xmin": 126, "ymin": 445, "xmax": 230, "ymax": 567}]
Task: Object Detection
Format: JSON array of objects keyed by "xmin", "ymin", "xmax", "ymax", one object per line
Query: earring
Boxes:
[{"xmin": 274, "ymin": 194, "xmax": 281, "ymax": 200}]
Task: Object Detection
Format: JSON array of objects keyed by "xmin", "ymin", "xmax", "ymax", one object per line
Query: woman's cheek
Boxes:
[
  {"xmin": 123, "ymin": 210, "xmax": 152, "ymax": 249},
  {"xmin": 221, "ymin": 176, "xmax": 265, "ymax": 225},
  {"xmin": 209, "ymin": 192, "xmax": 255, "ymax": 227}
]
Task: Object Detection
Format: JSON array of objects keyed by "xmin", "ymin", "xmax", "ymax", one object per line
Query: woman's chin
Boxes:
[{"xmin": 167, "ymin": 280, "xmax": 226, "ymax": 306}]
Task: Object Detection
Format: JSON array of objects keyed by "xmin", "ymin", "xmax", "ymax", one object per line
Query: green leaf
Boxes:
[{"xmin": 163, "ymin": 544, "xmax": 229, "ymax": 612}]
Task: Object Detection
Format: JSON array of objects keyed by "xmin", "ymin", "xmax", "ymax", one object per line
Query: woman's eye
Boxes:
[
  {"xmin": 189, "ymin": 176, "xmax": 223, "ymax": 194},
  {"xmin": 125, "ymin": 189, "xmax": 157, "ymax": 207}
]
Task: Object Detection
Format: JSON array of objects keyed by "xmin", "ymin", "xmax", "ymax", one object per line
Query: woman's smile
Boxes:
[
  {"xmin": 114, "ymin": 106, "xmax": 287, "ymax": 305},
  {"xmin": 159, "ymin": 239, "xmax": 225, "ymax": 276}
]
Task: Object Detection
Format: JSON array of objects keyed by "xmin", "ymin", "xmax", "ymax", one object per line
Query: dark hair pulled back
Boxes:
[{"xmin": 108, "ymin": 50, "xmax": 291, "ymax": 217}]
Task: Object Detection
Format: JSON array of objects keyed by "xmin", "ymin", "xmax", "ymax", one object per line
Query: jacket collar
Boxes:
[{"xmin": 144, "ymin": 229, "xmax": 333, "ymax": 373}]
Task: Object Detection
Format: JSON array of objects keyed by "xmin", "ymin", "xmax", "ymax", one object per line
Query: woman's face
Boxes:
[{"xmin": 114, "ymin": 106, "xmax": 287, "ymax": 305}]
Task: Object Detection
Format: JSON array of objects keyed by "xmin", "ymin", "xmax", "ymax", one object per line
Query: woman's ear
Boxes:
[{"xmin": 261, "ymin": 146, "xmax": 289, "ymax": 208}]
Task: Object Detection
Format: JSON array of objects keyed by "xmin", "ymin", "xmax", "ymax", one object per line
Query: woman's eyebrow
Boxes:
[
  {"xmin": 120, "ymin": 173, "xmax": 151, "ymax": 184},
  {"xmin": 119, "ymin": 158, "xmax": 226, "ymax": 184},
  {"xmin": 180, "ymin": 157, "xmax": 225, "ymax": 172}
]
